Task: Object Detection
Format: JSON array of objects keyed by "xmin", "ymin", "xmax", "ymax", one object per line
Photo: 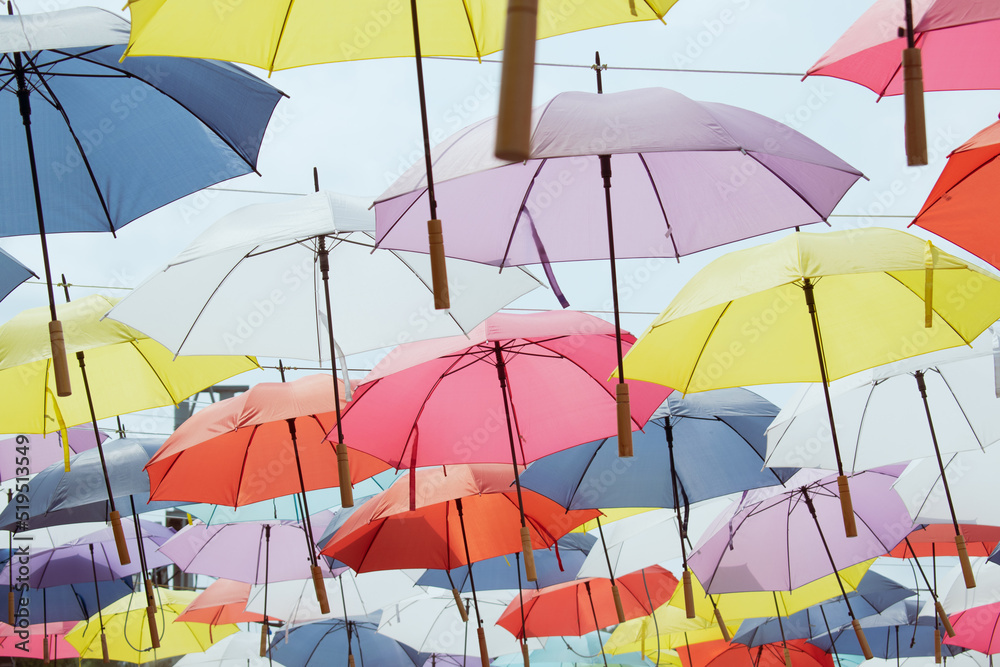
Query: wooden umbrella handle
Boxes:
[
  {"xmin": 478, "ymin": 626, "xmax": 490, "ymax": 667},
  {"xmin": 852, "ymin": 619, "xmax": 873, "ymax": 660},
  {"xmin": 903, "ymin": 47, "xmax": 928, "ymax": 166},
  {"xmin": 934, "ymin": 628, "xmax": 942, "ymax": 663},
  {"xmin": 783, "ymin": 645, "xmax": 793, "ymax": 667},
  {"xmin": 43, "ymin": 634, "xmax": 49, "ymax": 663},
  {"xmin": 101, "ymin": 632, "xmax": 110, "ymax": 664},
  {"xmin": 311, "ymin": 565, "xmax": 330, "ymax": 614},
  {"xmin": 956, "ymin": 534, "xmax": 976, "ymax": 589},
  {"xmin": 260, "ymin": 623, "xmax": 268, "ymax": 657},
  {"xmin": 494, "ymin": 0, "xmax": 537, "ymax": 162},
  {"xmin": 520, "ymin": 526, "xmax": 537, "ymax": 582},
  {"xmin": 611, "ymin": 583, "xmax": 626, "ymax": 624},
  {"xmin": 616, "ymin": 383, "xmax": 633, "ymax": 457},
  {"xmin": 337, "ymin": 443, "xmax": 354, "ymax": 508},
  {"xmin": 147, "ymin": 606, "xmax": 160, "ymax": 649},
  {"xmin": 521, "ymin": 640, "xmax": 531, "ymax": 667},
  {"xmin": 682, "ymin": 570, "xmax": 695, "ymax": 619},
  {"xmin": 452, "ymin": 588, "xmax": 469, "ymax": 622},
  {"xmin": 427, "ymin": 219, "xmax": 450, "ymax": 310},
  {"xmin": 49, "ymin": 320, "xmax": 72, "ymax": 397},
  {"xmin": 110, "ymin": 511, "xmax": 131, "ymax": 566},
  {"xmin": 936, "ymin": 601, "xmax": 956, "ymax": 637},
  {"xmin": 837, "ymin": 476, "xmax": 858, "ymax": 538},
  {"xmin": 714, "ymin": 607, "xmax": 731, "ymax": 642}
]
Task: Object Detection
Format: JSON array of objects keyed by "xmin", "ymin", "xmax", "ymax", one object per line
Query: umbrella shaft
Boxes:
[
  {"xmin": 802, "ymin": 488, "xmax": 854, "ymax": 617},
  {"xmin": 913, "ymin": 372, "xmax": 962, "ymax": 534},
  {"xmin": 600, "ymin": 155, "xmax": 626, "ymax": 382},
  {"xmin": 802, "ymin": 279, "xmax": 845, "ymax": 476},
  {"xmin": 76, "ymin": 352, "xmax": 117, "ymax": 510},
  {"xmin": 408, "ymin": 0, "xmax": 437, "ymax": 219}
]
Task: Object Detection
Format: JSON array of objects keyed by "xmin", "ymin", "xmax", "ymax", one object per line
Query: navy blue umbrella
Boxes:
[
  {"xmin": 520, "ymin": 387, "xmax": 797, "ymax": 621},
  {"xmin": 734, "ymin": 571, "xmax": 917, "ymax": 648},
  {"xmin": 0, "ymin": 6, "xmax": 284, "ymax": 397},
  {"xmin": 0, "ymin": 247, "xmax": 33, "ymax": 303},
  {"xmin": 270, "ymin": 615, "xmax": 426, "ymax": 667},
  {"xmin": 0, "ymin": 578, "xmax": 132, "ymax": 624},
  {"xmin": 416, "ymin": 533, "xmax": 596, "ymax": 592}
]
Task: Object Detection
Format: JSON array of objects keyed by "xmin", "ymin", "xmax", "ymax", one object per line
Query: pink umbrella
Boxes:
[
  {"xmin": 0, "ymin": 621, "xmax": 79, "ymax": 661},
  {"xmin": 336, "ymin": 310, "xmax": 671, "ymax": 584},
  {"xmin": 943, "ymin": 601, "xmax": 1000, "ymax": 654}
]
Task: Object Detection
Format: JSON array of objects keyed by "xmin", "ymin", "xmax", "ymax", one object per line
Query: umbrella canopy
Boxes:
[
  {"xmin": 944, "ymin": 601, "xmax": 1000, "ymax": 654},
  {"xmin": 124, "ymin": 1, "xmax": 675, "ymax": 70},
  {"xmin": 174, "ymin": 579, "xmax": 267, "ymax": 626},
  {"xmin": 805, "ymin": 0, "xmax": 1000, "ymax": 96},
  {"xmin": 689, "ymin": 468, "xmax": 912, "ymax": 594},
  {"xmin": 320, "ymin": 464, "xmax": 599, "ymax": 572},
  {"xmin": 732, "ymin": 572, "xmax": 917, "ymax": 648},
  {"xmin": 270, "ymin": 615, "xmax": 424, "ymax": 667},
  {"xmin": 911, "ymin": 118, "xmax": 1000, "ymax": 271},
  {"xmin": 493, "ymin": 632, "xmax": 653, "ymax": 666},
  {"xmin": 938, "ymin": 558, "xmax": 1000, "ymax": 615},
  {"xmin": 0, "ymin": 425, "xmax": 105, "ymax": 480},
  {"xmin": 0, "ymin": 518, "xmax": 174, "ymax": 588},
  {"xmin": 157, "ymin": 515, "xmax": 339, "ymax": 584},
  {"xmin": 416, "ymin": 533, "xmax": 596, "ymax": 592},
  {"xmin": 0, "ymin": 578, "xmax": 134, "ymax": 624},
  {"xmin": 682, "ymin": 639, "xmax": 834, "ymax": 667},
  {"xmin": 145, "ymin": 374, "xmax": 390, "ymax": 507},
  {"xmin": 375, "ymin": 87, "xmax": 861, "ymax": 267},
  {"xmin": 496, "ymin": 566, "xmax": 678, "ymax": 638},
  {"xmin": 0, "ymin": 294, "xmax": 259, "ymax": 433},
  {"xmin": 108, "ymin": 191, "xmax": 542, "ymax": 360},
  {"xmin": 0, "ymin": 247, "xmax": 33, "ymax": 304},
  {"xmin": 521, "ymin": 388, "xmax": 795, "ymax": 509},
  {"xmin": 889, "ymin": 524, "xmax": 1000, "ymax": 558},
  {"xmin": 174, "ymin": 632, "xmax": 287, "ymax": 667},
  {"xmin": 0, "ymin": 437, "xmax": 177, "ymax": 531},
  {"xmin": 893, "ymin": 446, "xmax": 1000, "ymax": 527},
  {"xmin": 65, "ymin": 588, "xmax": 239, "ymax": 664},
  {"xmin": 0, "ymin": 624, "xmax": 79, "ymax": 660}
]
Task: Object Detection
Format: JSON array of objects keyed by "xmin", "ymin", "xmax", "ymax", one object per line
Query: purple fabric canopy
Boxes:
[{"xmin": 375, "ymin": 87, "xmax": 864, "ymax": 265}]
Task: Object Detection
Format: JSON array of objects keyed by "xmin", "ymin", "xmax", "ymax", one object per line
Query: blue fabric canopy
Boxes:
[
  {"xmin": 0, "ymin": 578, "xmax": 133, "ymax": 624},
  {"xmin": 0, "ymin": 8, "xmax": 284, "ymax": 238},
  {"xmin": 520, "ymin": 388, "xmax": 797, "ymax": 510},
  {"xmin": 0, "ymin": 247, "xmax": 33, "ymax": 302},
  {"xmin": 271, "ymin": 616, "xmax": 426, "ymax": 667}
]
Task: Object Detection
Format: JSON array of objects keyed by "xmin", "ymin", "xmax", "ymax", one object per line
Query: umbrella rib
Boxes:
[
  {"xmin": 637, "ymin": 153, "xmax": 681, "ymax": 258},
  {"xmin": 172, "ymin": 251, "xmax": 256, "ymax": 356},
  {"xmin": 564, "ymin": 439, "xmax": 612, "ymax": 509},
  {"xmin": 715, "ymin": 415, "xmax": 788, "ymax": 486},
  {"xmin": 379, "ymin": 245, "xmax": 467, "ymax": 333},
  {"xmin": 914, "ymin": 154, "xmax": 1000, "ymax": 220},
  {"xmin": 743, "ymin": 151, "xmax": 826, "ymax": 221},
  {"xmin": 850, "ymin": 383, "xmax": 880, "ymax": 472},
  {"xmin": 266, "ymin": 0, "xmax": 296, "ymax": 74},
  {"xmin": 501, "ymin": 159, "xmax": 548, "ymax": 268},
  {"xmin": 127, "ymin": 339, "xmax": 179, "ymax": 405},
  {"xmin": 677, "ymin": 302, "xmax": 733, "ymax": 393},
  {"xmin": 458, "ymin": 0, "xmax": 483, "ymax": 59},
  {"xmin": 882, "ymin": 271, "xmax": 966, "ymax": 341},
  {"xmin": 936, "ymin": 368, "xmax": 988, "ymax": 451}
]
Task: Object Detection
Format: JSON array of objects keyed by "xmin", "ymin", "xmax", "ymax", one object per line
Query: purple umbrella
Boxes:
[
  {"xmin": 374, "ymin": 85, "xmax": 864, "ymax": 454},
  {"xmin": 689, "ymin": 466, "xmax": 914, "ymax": 661},
  {"xmin": 0, "ymin": 426, "xmax": 107, "ymax": 479}
]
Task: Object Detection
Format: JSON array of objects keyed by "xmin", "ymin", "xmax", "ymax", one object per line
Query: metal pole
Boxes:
[
  {"xmin": 285, "ymin": 419, "xmax": 329, "ymax": 614},
  {"xmin": 456, "ymin": 498, "xmax": 490, "ymax": 667}
]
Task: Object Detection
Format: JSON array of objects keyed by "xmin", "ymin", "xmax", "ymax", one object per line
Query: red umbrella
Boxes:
[
  {"xmin": 680, "ymin": 639, "xmax": 834, "ymax": 667},
  {"xmin": 496, "ymin": 565, "xmax": 677, "ymax": 666},
  {"xmin": 321, "ymin": 463, "xmax": 600, "ymax": 667},
  {"xmin": 910, "ymin": 118, "xmax": 1000, "ymax": 270},
  {"xmin": 145, "ymin": 374, "xmax": 391, "ymax": 616},
  {"xmin": 174, "ymin": 579, "xmax": 267, "ymax": 626},
  {"xmin": 336, "ymin": 310, "xmax": 671, "ymax": 580}
]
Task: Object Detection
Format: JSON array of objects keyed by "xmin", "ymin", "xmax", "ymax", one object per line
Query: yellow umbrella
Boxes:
[
  {"xmin": 66, "ymin": 588, "xmax": 239, "ymax": 664},
  {"xmin": 621, "ymin": 227, "xmax": 1000, "ymax": 537},
  {"xmin": 572, "ymin": 508, "xmax": 654, "ymax": 533},
  {"xmin": 0, "ymin": 294, "xmax": 258, "ymax": 565}
]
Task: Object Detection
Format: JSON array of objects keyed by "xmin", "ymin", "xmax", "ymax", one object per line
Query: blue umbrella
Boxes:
[
  {"xmin": 0, "ymin": 6, "xmax": 284, "ymax": 396},
  {"xmin": 0, "ymin": 247, "xmax": 33, "ymax": 302},
  {"xmin": 520, "ymin": 388, "xmax": 797, "ymax": 619},
  {"xmin": 416, "ymin": 534, "xmax": 596, "ymax": 593},
  {"xmin": 809, "ymin": 600, "xmax": 966, "ymax": 660},
  {"xmin": 733, "ymin": 571, "xmax": 917, "ymax": 648},
  {"xmin": 270, "ymin": 615, "xmax": 425, "ymax": 667}
]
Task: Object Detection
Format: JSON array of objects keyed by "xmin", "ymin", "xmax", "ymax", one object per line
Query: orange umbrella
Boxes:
[
  {"xmin": 911, "ymin": 118, "xmax": 1000, "ymax": 268},
  {"xmin": 888, "ymin": 524, "xmax": 1000, "ymax": 558},
  {"xmin": 174, "ymin": 579, "xmax": 267, "ymax": 626},
  {"xmin": 680, "ymin": 639, "xmax": 834, "ymax": 667}
]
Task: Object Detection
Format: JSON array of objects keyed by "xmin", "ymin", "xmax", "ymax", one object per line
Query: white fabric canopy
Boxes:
[{"xmin": 893, "ymin": 446, "xmax": 1000, "ymax": 527}]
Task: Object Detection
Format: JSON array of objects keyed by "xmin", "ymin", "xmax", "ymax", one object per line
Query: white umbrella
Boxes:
[
  {"xmin": 574, "ymin": 496, "xmax": 734, "ymax": 580},
  {"xmin": 244, "ymin": 569, "xmax": 425, "ymax": 628},
  {"xmin": 107, "ymin": 190, "xmax": 543, "ymax": 362},
  {"xmin": 173, "ymin": 632, "xmax": 287, "ymax": 667},
  {"xmin": 938, "ymin": 557, "xmax": 1000, "ymax": 616},
  {"xmin": 893, "ymin": 446, "xmax": 1000, "ymax": 528},
  {"xmin": 378, "ymin": 590, "xmax": 545, "ymax": 659}
]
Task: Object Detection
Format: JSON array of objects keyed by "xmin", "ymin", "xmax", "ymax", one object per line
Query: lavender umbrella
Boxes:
[
  {"xmin": 688, "ymin": 466, "xmax": 915, "ymax": 661},
  {"xmin": 375, "ymin": 85, "xmax": 864, "ymax": 454}
]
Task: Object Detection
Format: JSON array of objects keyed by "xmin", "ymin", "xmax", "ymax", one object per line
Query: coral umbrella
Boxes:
[
  {"xmin": 321, "ymin": 463, "xmax": 600, "ymax": 667},
  {"xmin": 175, "ymin": 579, "xmax": 268, "ymax": 626},
  {"xmin": 911, "ymin": 118, "xmax": 1000, "ymax": 270},
  {"xmin": 497, "ymin": 566, "xmax": 677, "ymax": 666}
]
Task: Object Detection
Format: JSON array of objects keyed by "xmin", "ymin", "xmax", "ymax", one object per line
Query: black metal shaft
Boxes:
[
  {"xmin": 76, "ymin": 352, "xmax": 118, "ymax": 512},
  {"xmin": 665, "ymin": 421, "xmax": 688, "ymax": 569},
  {"xmin": 802, "ymin": 279, "xmax": 845, "ymax": 477},
  {"xmin": 128, "ymin": 496, "xmax": 149, "ymax": 580},
  {"xmin": 584, "ymin": 582, "xmax": 609, "ymax": 667},
  {"xmin": 263, "ymin": 524, "xmax": 271, "ymax": 660},
  {"xmin": 318, "ymin": 237, "xmax": 345, "ymax": 445},
  {"xmin": 408, "ymin": 0, "xmax": 437, "ymax": 220},
  {"xmin": 903, "ymin": 537, "xmax": 943, "ymax": 602},
  {"xmin": 595, "ymin": 517, "xmax": 617, "ymax": 585},
  {"xmin": 802, "ymin": 487, "xmax": 855, "ymax": 618},
  {"xmin": 594, "ymin": 51, "xmax": 604, "ymax": 94},
  {"xmin": 515, "ymin": 551, "xmax": 528, "ymax": 646},
  {"xmin": 285, "ymin": 419, "xmax": 318, "ymax": 567},
  {"xmin": 914, "ymin": 371, "xmax": 962, "ymax": 535},
  {"xmin": 88, "ymin": 544, "xmax": 106, "ymax": 632},
  {"xmin": 819, "ymin": 606, "xmax": 842, "ymax": 667},
  {"xmin": 455, "ymin": 498, "xmax": 485, "ymax": 630},
  {"xmin": 600, "ymin": 154, "xmax": 627, "ymax": 387},
  {"xmin": 493, "ymin": 342, "xmax": 528, "ymax": 528},
  {"xmin": 774, "ymin": 591, "xmax": 789, "ymax": 647},
  {"xmin": 904, "ymin": 0, "xmax": 916, "ymax": 48}
]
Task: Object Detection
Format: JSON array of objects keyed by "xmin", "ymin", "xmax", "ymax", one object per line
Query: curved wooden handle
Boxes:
[
  {"xmin": 260, "ymin": 623, "xmax": 268, "ymax": 657},
  {"xmin": 147, "ymin": 606, "xmax": 160, "ymax": 649},
  {"xmin": 682, "ymin": 569, "xmax": 695, "ymax": 619},
  {"xmin": 494, "ymin": 0, "xmax": 537, "ymax": 162},
  {"xmin": 427, "ymin": 219, "xmax": 450, "ymax": 310},
  {"xmin": 902, "ymin": 47, "xmax": 927, "ymax": 166},
  {"xmin": 612, "ymin": 583, "xmax": 626, "ymax": 624},
  {"xmin": 337, "ymin": 443, "xmax": 354, "ymax": 508},
  {"xmin": 110, "ymin": 511, "xmax": 131, "ymax": 566},
  {"xmin": 521, "ymin": 526, "xmax": 537, "ymax": 582},
  {"xmin": 101, "ymin": 632, "xmax": 110, "ymax": 664},
  {"xmin": 49, "ymin": 320, "xmax": 72, "ymax": 397},
  {"xmin": 452, "ymin": 588, "xmax": 469, "ymax": 622},
  {"xmin": 934, "ymin": 628, "xmax": 942, "ymax": 664},
  {"xmin": 936, "ymin": 601, "xmax": 956, "ymax": 637},
  {"xmin": 838, "ymin": 476, "xmax": 858, "ymax": 538},
  {"xmin": 956, "ymin": 534, "xmax": 976, "ymax": 589},
  {"xmin": 311, "ymin": 565, "xmax": 330, "ymax": 614},
  {"xmin": 715, "ymin": 607, "xmax": 731, "ymax": 642},
  {"xmin": 521, "ymin": 640, "xmax": 531, "ymax": 667},
  {"xmin": 852, "ymin": 619, "xmax": 872, "ymax": 660},
  {"xmin": 616, "ymin": 383, "xmax": 633, "ymax": 457},
  {"xmin": 478, "ymin": 626, "xmax": 490, "ymax": 667}
]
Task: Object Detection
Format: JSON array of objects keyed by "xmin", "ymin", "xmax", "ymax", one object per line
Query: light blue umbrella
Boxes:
[
  {"xmin": 0, "ymin": 247, "xmax": 33, "ymax": 303},
  {"xmin": 492, "ymin": 632, "xmax": 652, "ymax": 666}
]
